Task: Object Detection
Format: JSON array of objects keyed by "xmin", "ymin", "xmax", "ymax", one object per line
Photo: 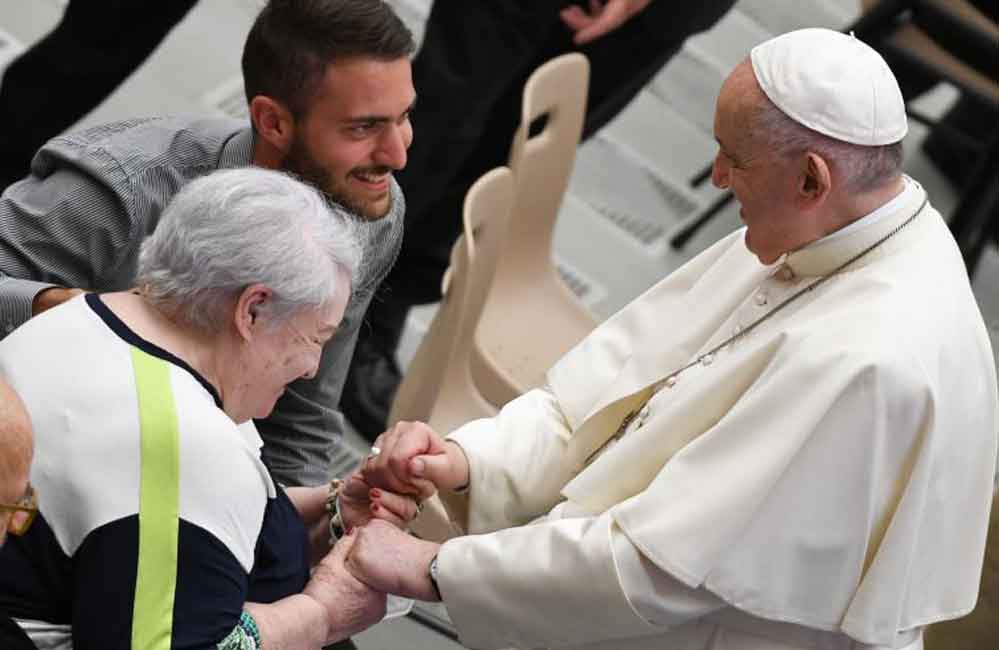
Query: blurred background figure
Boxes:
[
  {"xmin": 343, "ymin": 0, "xmax": 738, "ymax": 439},
  {"xmin": 0, "ymin": 0, "xmax": 199, "ymax": 190}
]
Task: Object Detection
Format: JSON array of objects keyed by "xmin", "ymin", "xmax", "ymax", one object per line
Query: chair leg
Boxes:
[
  {"xmin": 843, "ymin": 0, "xmax": 912, "ymax": 41},
  {"xmin": 689, "ymin": 160, "xmax": 714, "ymax": 187},
  {"xmin": 670, "ymin": 191, "xmax": 735, "ymax": 250},
  {"xmin": 949, "ymin": 131, "xmax": 999, "ymax": 278},
  {"xmin": 962, "ymin": 192, "xmax": 998, "ymax": 278}
]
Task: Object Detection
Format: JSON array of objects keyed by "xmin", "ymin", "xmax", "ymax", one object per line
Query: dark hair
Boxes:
[{"xmin": 242, "ymin": 0, "xmax": 415, "ymax": 116}]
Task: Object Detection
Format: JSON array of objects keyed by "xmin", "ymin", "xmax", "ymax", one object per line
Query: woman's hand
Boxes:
[
  {"xmin": 304, "ymin": 529, "xmax": 388, "ymax": 642},
  {"xmin": 362, "ymin": 421, "xmax": 470, "ymax": 498},
  {"xmin": 346, "ymin": 519, "xmax": 441, "ymax": 602},
  {"xmin": 339, "ymin": 471, "xmax": 421, "ymax": 530}
]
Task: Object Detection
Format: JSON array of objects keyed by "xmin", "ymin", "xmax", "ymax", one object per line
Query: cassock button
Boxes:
[
  {"xmin": 754, "ymin": 292, "xmax": 768, "ymax": 306},
  {"xmin": 700, "ymin": 353, "xmax": 714, "ymax": 366}
]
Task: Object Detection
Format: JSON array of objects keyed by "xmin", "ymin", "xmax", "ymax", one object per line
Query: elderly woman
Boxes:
[{"xmin": 0, "ymin": 168, "xmax": 416, "ymax": 649}]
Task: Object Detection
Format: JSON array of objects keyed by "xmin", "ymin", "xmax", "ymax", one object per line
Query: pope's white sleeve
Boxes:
[
  {"xmin": 440, "ymin": 387, "xmax": 579, "ymax": 533},
  {"xmin": 610, "ymin": 523, "xmax": 726, "ymax": 626},
  {"xmin": 546, "ymin": 502, "xmax": 726, "ymax": 627},
  {"xmin": 437, "ymin": 511, "xmax": 724, "ymax": 650}
]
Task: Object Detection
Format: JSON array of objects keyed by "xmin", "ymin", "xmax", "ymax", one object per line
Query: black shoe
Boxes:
[{"xmin": 341, "ymin": 336, "xmax": 402, "ymax": 442}]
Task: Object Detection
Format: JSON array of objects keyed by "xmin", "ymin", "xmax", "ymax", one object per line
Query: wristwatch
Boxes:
[{"xmin": 428, "ymin": 554, "xmax": 442, "ymax": 600}]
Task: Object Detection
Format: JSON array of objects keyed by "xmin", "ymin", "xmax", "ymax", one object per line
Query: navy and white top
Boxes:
[{"xmin": 0, "ymin": 294, "xmax": 310, "ymax": 648}]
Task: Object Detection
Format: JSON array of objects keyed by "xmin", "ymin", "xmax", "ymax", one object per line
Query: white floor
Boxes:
[{"xmin": 2, "ymin": 1, "xmax": 996, "ymax": 648}]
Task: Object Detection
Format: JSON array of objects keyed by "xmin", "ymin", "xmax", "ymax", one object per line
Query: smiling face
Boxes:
[
  {"xmin": 229, "ymin": 278, "xmax": 351, "ymax": 423},
  {"xmin": 283, "ymin": 57, "xmax": 415, "ymax": 220},
  {"xmin": 711, "ymin": 63, "xmax": 803, "ymax": 264}
]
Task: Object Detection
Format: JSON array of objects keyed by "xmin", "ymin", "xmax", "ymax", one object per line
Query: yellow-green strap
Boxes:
[{"xmin": 130, "ymin": 347, "xmax": 181, "ymax": 650}]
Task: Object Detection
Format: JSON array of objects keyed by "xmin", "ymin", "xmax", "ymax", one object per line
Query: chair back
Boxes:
[
  {"xmin": 472, "ymin": 52, "xmax": 598, "ymax": 407},
  {"xmin": 388, "ymin": 166, "xmax": 516, "ymax": 435}
]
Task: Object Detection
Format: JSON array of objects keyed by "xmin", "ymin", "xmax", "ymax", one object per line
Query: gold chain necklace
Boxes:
[{"xmin": 590, "ymin": 197, "xmax": 928, "ymax": 463}]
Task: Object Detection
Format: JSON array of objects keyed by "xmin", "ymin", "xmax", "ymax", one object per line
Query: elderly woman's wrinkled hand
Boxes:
[
  {"xmin": 339, "ymin": 471, "xmax": 421, "ymax": 531},
  {"xmin": 303, "ymin": 529, "xmax": 388, "ymax": 641},
  {"xmin": 361, "ymin": 421, "xmax": 470, "ymax": 499},
  {"xmin": 346, "ymin": 519, "xmax": 441, "ymax": 602}
]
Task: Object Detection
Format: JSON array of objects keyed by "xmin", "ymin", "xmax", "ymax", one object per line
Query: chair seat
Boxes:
[{"xmin": 472, "ymin": 272, "xmax": 597, "ymax": 407}]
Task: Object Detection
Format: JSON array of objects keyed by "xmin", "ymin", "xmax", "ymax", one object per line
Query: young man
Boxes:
[{"xmin": 0, "ymin": 0, "xmax": 416, "ymax": 488}]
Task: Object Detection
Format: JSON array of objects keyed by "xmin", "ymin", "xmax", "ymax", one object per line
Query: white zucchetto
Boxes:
[{"xmin": 750, "ymin": 28, "xmax": 907, "ymax": 146}]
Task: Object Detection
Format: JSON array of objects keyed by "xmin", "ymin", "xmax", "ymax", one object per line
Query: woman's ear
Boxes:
[
  {"xmin": 233, "ymin": 284, "xmax": 272, "ymax": 342},
  {"xmin": 249, "ymin": 95, "xmax": 296, "ymax": 156}
]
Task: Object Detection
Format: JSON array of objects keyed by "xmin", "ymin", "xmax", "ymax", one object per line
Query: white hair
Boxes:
[
  {"xmin": 751, "ymin": 93, "xmax": 904, "ymax": 194},
  {"xmin": 136, "ymin": 167, "xmax": 363, "ymax": 332}
]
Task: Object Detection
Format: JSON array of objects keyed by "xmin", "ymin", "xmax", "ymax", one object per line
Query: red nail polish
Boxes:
[
  {"xmin": 371, "ymin": 503, "xmax": 380, "ymax": 513},
  {"xmin": 370, "ymin": 489, "xmax": 381, "ymax": 499},
  {"xmin": 346, "ymin": 526, "xmax": 354, "ymax": 536}
]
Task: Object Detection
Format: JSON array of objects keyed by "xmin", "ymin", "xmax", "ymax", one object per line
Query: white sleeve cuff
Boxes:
[{"xmin": 610, "ymin": 522, "xmax": 726, "ymax": 627}]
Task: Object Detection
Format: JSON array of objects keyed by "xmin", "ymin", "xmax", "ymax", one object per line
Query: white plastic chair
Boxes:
[
  {"xmin": 471, "ymin": 52, "xmax": 598, "ymax": 407},
  {"xmin": 389, "ymin": 167, "xmax": 516, "ymax": 541}
]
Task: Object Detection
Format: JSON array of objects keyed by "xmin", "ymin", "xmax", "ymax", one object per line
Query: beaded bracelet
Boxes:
[
  {"xmin": 239, "ymin": 610, "xmax": 263, "ymax": 649},
  {"xmin": 325, "ymin": 478, "xmax": 346, "ymax": 545}
]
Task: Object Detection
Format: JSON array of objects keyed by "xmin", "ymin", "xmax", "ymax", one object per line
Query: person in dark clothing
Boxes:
[{"xmin": 0, "ymin": 1, "xmax": 200, "ymax": 191}]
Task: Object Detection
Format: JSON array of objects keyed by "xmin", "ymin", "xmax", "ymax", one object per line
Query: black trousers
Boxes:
[
  {"xmin": 0, "ymin": 0, "xmax": 199, "ymax": 189},
  {"xmin": 364, "ymin": 0, "xmax": 737, "ymax": 349}
]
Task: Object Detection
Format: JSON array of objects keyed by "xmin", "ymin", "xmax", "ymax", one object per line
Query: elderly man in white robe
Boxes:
[{"xmin": 344, "ymin": 28, "xmax": 999, "ymax": 650}]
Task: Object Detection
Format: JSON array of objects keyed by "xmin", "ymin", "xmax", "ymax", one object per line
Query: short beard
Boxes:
[{"xmin": 284, "ymin": 135, "xmax": 392, "ymax": 220}]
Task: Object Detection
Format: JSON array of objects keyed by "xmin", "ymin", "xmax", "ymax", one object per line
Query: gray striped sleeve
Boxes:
[
  {"xmin": 0, "ymin": 276, "xmax": 56, "ymax": 337},
  {"xmin": 0, "ymin": 142, "xmax": 139, "ymax": 340}
]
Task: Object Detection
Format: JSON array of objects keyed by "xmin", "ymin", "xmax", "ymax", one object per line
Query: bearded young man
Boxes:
[{"xmin": 0, "ymin": 0, "xmax": 416, "ymax": 488}]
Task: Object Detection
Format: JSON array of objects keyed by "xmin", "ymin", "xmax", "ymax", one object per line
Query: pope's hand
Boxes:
[
  {"xmin": 362, "ymin": 421, "xmax": 469, "ymax": 499},
  {"xmin": 346, "ymin": 519, "xmax": 442, "ymax": 602}
]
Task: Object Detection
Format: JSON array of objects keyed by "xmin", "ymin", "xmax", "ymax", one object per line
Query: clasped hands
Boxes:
[{"xmin": 342, "ymin": 421, "xmax": 470, "ymax": 602}]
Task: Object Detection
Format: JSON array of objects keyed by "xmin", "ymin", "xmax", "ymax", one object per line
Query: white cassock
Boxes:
[{"xmin": 432, "ymin": 178, "xmax": 999, "ymax": 650}]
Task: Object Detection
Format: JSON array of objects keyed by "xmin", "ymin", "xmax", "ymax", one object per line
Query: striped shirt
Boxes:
[{"xmin": 0, "ymin": 115, "xmax": 405, "ymax": 485}]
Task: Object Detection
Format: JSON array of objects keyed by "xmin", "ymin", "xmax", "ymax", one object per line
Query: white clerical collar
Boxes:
[
  {"xmin": 784, "ymin": 176, "xmax": 929, "ymax": 277},
  {"xmin": 801, "ymin": 175, "xmax": 919, "ymax": 251}
]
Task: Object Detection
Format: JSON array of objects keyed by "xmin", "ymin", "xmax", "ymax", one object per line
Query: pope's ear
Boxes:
[
  {"xmin": 249, "ymin": 95, "xmax": 295, "ymax": 155},
  {"xmin": 801, "ymin": 152, "xmax": 832, "ymax": 204}
]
